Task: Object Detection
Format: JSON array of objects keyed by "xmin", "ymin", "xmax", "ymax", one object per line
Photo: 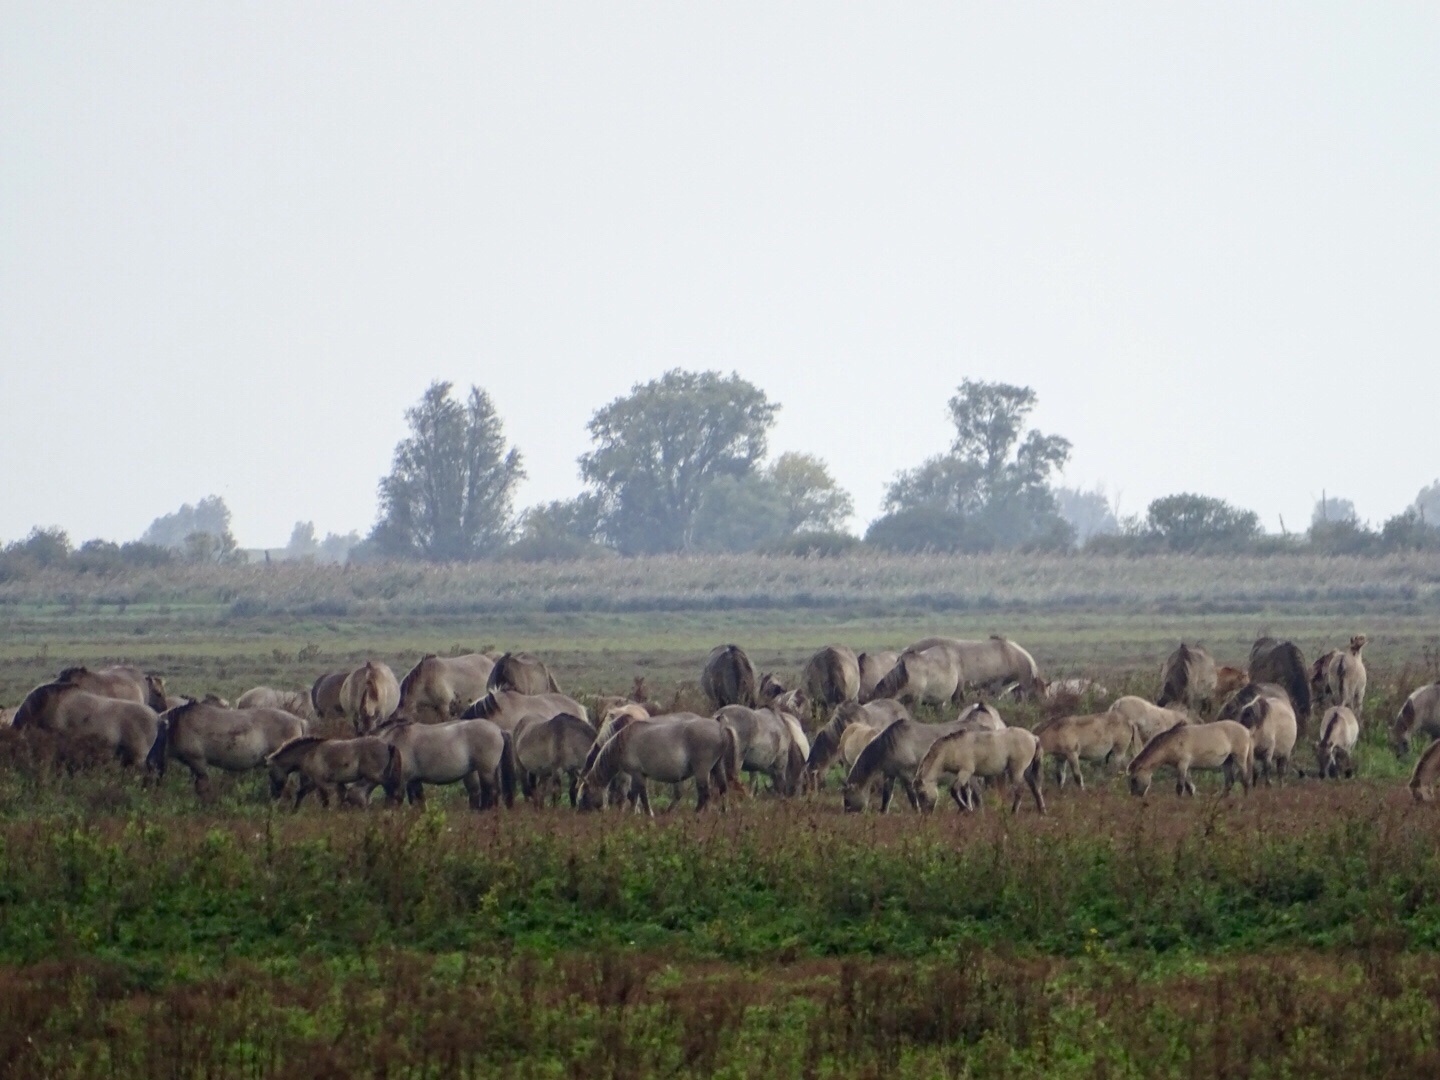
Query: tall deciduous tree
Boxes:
[
  {"xmin": 579, "ymin": 369, "xmax": 778, "ymax": 554},
  {"xmin": 371, "ymin": 381, "xmax": 524, "ymax": 561},
  {"xmin": 877, "ymin": 379, "xmax": 1072, "ymax": 550}
]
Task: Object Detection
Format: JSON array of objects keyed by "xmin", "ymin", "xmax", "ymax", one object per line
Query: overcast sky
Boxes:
[{"xmin": 3, "ymin": 4, "xmax": 1438, "ymax": 547}]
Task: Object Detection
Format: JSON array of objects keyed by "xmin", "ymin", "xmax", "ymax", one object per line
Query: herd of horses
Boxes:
[{"xmin": 8, "ymin": 632, "xmax": 1440, "ymax": 813}]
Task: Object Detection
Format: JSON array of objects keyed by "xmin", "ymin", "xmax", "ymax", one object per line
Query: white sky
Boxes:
[{"xmin": 3, "ymin": 3, "xmax": 1438, "ymax": 547}]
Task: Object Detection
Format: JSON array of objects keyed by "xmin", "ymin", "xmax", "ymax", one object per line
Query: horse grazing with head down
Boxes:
[
  {"xmin": 1127, "ymin": 722, "xmax": 1252, "ymax": 798},
  {"xmin": 11, "ymin": 680, "xmax": 160, "ymax": 768},
  {"xmin": 1238, "ymin": 691, "xmax": 1298, "ymax": 787},
  {"xmin": 377, "ymin": 717, "xmax": 517, "ymax": 810},
  {"xmin": 148, "ymin": 699, "xmax": 306, "ymax": 799},
  {"xmin": 1393, "ymin": 683, "xmax": 1440, "ymax": 756},
  {"xmin": 913, "ymin": 727, "xmax": 1044, "ymax": 814},
  {"xmin": 265, "ymin": 735, "xmax": 398, "ymax": 808},
  {"xmin": 577, "ymin": 715, "xmax": 740, "ymax": 814},
  {"xmin": 1315, "ymin": 706, "xmax": 1359, "ymax": 780}
]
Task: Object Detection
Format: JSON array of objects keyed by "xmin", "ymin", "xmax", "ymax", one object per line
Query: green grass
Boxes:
[{"xmin": 5, "ymin": 567, "xmax": 1440, "ymax": 1077}]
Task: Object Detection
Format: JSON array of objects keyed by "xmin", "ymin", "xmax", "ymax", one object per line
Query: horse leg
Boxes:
[
  {"xmin": 293, "ymin": 775, "xmax": 312, "ymax": 810},
  {"xmin": 878, "ymin": 777, "xmax": 895, "ymax": 813},
  {"xmin": 694, "ymin": 776, "xmax": 711, "ymax": 812},
  {"xmin": 408, "ymin": 780, "xmax": 425, "ymax": 807},
  {"xmin": 464, "ymin": 771, "xmax": 485, "ymax": 810},
  {"xmin": 316, "ymin": 783, "xmax": 332, "ymax": 809},
  {"xmin": 1069, "ymin": 753, "xmax": 1085, "ymax": 792},
  {"xmin": 949, "ymin": 783, "xmax": 966, "ymax": 811},
  {"xmin": 901, "ymin": 778, "xmax": 921, "ymax": 812}
]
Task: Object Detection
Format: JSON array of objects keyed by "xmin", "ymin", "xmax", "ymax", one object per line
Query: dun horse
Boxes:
[
  {"xmin": 11, "ymin": 681, "xmax": 159, "ymax": 766},
  {"xmin": 1127, "ymin": 722, "xmax": 1253, "ymax": 797},
  {"xmin": 804, "ymin": 700, "xmax": 910, "ymax": 790},
  {"xmin": 1157, "ymin": 643, "xmax": 1217, "ymax": 714},
  {"xmin": 147, "ymin": 699, "xmax": 306, "ymax": 798},
  {"xmin": 378, "ymin": 717, "xmax": 517, "ymax": 810},
  {"xmin": 1238, "ymin": 692, "xmax": 1298, "ymax": 787},
  {"xmin": 1392, "ymin": 683, "xmax": 1440, "ymax": 755},
  {"xmin": 1034, "ymin": 711, "xmax": 1136, "ymax": 790},
  {"xmin": 701, "ymin": 645, "xmax": 759, "ymax": 709},
  {"xmin": 265, "ymin": 735, "xmax": 398, "ymax": 808},
  {"xmin": 1315, "ymin": 706, "xmax": 1359, "ymax": 779},
  {"xmin": 395, "ymin": 653, "xmax": 496, "ymax": 722},
  {"xmin": 913, "ymin": 727, "xmax": 1044, "ymax": 813},
  {"xmin": 578, "ymin": 715, "xmax": 740, "ymax": 814},
  {"xmin": 487, "ymin": 652, "xmax": 562, "ymax": 695},
  {"xmin": 340, "ymin": 661, "xmax": 401, "ymax": 734},
  {"xmin": 512, "ymin": 712, "xmax": 596, "ymax": 806},
  {"xmin": 462, "ymin": 688, "xmax": 589, "ymax": 730},
  {"xmin": 802, "ymin": 646, "xmax": 861, "ymax": 709}
]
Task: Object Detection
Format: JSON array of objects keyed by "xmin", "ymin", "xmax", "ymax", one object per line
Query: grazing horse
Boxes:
[
  {"xmin": 577, "ymin": 715, "xmax": 740, "ymax": 814},
  {"xmin": 340, "ymin": 661, "xmax": 401, "ymax": 734},
  {"xmin": 1248, "ymin": 638, "xmax": 1312, "ymax": 731},
  {"xmin": 870, "ymin": 646, "xmax": 962, "ymax": 707},
  {"xmin": 910, "ymin": 635, "xmax": 1042, "ymax": 697},
  {"xmin": 1408, "ymin": 739, "xmax": 1440, "ymax": 802},
  {"xmin": 1315, "ymin": 706, "xmax": 1359, "ymax": 780},
  {"xmin": 462, "ymin": 688, "xmax": 589, "ymax": 730},
  {"xmin": 715, "ymin": 705, "xmax": 807, "ymax": 796},
  {"xmin": 265, "ymin": 735, "xmax": 398, "ymax": 808},
  {"xmin": 701, "ymin": 645, "xmax": 759, "ymax": 709},
  {"xmin": 236, "ymin": 686, "xmax": 313, "ymax": 719},
  {"xmin": 148, "ymin": 700, "xmax": 306, "ymax": 798},
  {"xmin": 1157, "ymin": 643, "xmax": 1218, "ymax": 714},
  {"xmin": 395, "ymin": 653, "xmax": 497, "ymax": 722},
  {"xmin": 842, "ymin": 715, "xmax": 993, "ymax": 813},
  {"xmin": 10, "ymin": 681, "xmax": 159, "ymax": 767},
  {"xmin": 1238, "ymin": 692, "xmax": 1298, "ymax": 787},
  {"xmin": 1034, "ymin": 711, "xmax": 1137, "ymax": 790},
  {"xmin": 804, "ymin": 699, "xmax": 910, "ymax": 790},
  {"xmin": 1392, "ymin": 683, "xmax": 1440, "ymax": 755},
  {"xmin": 1107, "ymin": 696, "xmax": 1191, "ymax": 744},
  {"xmin": 486, "ymin": 652, "xmax": 561, "ymax": 696},
  {"xmin": 378, "ymin": 718, "xmax": 517, "ymax": 810},
  {"xmin": 856, "ymin": 651, "xmax": 900, "ymax": 703},
  {"xmin": 310, "ymin": 672, "xmax": 350, "ymax": 722},
  {"xmin": 913, "ymin": 727, "xmax": 1044, "ymax": 814},
  {"xmin": 512, "ymin": 712, "xmax": 596, "ymax": 806},
  {"xmin": 802, "ymin": 646, "xmax": 861, "ymax": 710},
  {"xmin": 1127, "ymin": 722, "xmax": 1253, "ymax": 798},
  {"xmin": 54, "ymin": 665, "xmax": 167, "ymax": 712},
  {"xmin": 1333, "ymin": 636, "xmax": 1368, "ymax": 722}
]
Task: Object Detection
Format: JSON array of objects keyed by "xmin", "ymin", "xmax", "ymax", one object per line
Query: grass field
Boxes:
[{"xmin": 4, "ymin": 554, "xmax": 1440, "ymax": 1077}]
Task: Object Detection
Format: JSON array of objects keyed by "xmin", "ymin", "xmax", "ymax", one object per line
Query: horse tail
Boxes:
[
  {"xmin": 145, "ymin": 716, "xmax": 170, "ymax": 777},
  {"xmin": 499, "ymin": 731, "xmax": 517, "ymax": 809},
  {"xmin": 1025, "ymin": 734, "xmax": 1044, "ymax": 788},
  {"xmin": 721, "ymin": 724, "xmax": 744, "ymax": 796},
  {"xmin": 380, "ymin": 743, "xmax": 404, "ymax": 803},
  {"xmin": 785, "ymin": 739, "xmax": 806, "ymax": 796}
]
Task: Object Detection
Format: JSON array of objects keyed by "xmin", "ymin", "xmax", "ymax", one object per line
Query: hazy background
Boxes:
[{"xmin": 3, "ymin": 3, "xmax": 1437, "ymax": 547}]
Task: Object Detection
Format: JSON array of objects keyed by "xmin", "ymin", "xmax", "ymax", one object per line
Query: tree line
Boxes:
[{"xmin": 3, "ymin": 370, "xmax": 1438, "ymax": 577}]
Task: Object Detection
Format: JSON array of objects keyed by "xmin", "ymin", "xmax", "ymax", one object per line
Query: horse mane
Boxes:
[
  {"xmin": 397, "ymin": 655, "xmax": 437, "ymax": 701},
  {"xmin": 13, "ymin": 681, "xmax": 77, "ymax": 728},
  {"xmin": 583, "ymin": 721, "xmax": 634, "ymax": 786},
  {"xmin": 1319, "ymin": 708, "xmax": 1345, "ymax": 745},
  {"xmin": 462, "ymin": 692, "xmax": 498, "ymax": 720},
  {"xmin": 55, "ymin": 666, "xmax": 90, "ymax": 683},
  {"xmin": 873, "ymin": 657, "xmax": 907, "ymax": 700},
  {"xmin": 1131, "ymin": 723, "xmax": 1189, "ymax": 769},
  {"xmin": 846, "ymin": 716, "xmax": 908, "ymax": 788},
  {"xmin": 583, "ymin": 713, "xmax": 640, "ymax": 772},
  {"xmin": 267, "ymin": 734, "xmax": 327, "ymax": 765},
  {"xmin": 915, "ymin": 728, "xmax": 969, "ymax": 784}
]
